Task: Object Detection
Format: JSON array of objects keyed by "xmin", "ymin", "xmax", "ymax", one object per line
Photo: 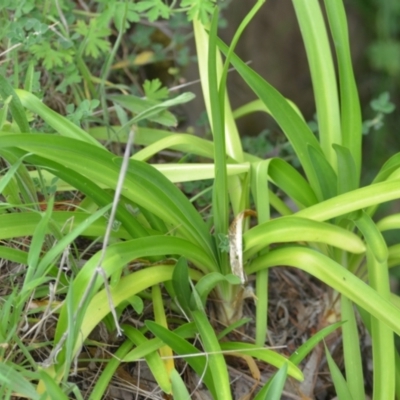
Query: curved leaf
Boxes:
[
  {"xmin": 192, "ymin": 310, "xmax": 232, "ymax": 400},
  {"xmin": 333, "ymin": 144, "xmax": 358, "ymax": 195},
  {"xmin": 324, "ymin": 0, "xmax": 362, "ymax": 180},
  {"xmin": 268, "ymin": 158, "xmax": 317, "ymax": 208},
  {"xmin": 264, "ymin": 363, "xmax": 288, "ymax": 400},
  {"xmin": 216, "ymin": 38, "xmax": 323, "ymax": 195},
  {"xmin": 55, "ymin": 236, "xmax": 212, "ymax": 343},
  {"xmin": 377, "ymin": 214, "xmax": 400, "ymax": 232},
  {"xmin": 244, "ymin": 216, "xmax": 365, "ymax": 258},
  {"xmin": 0, "ymin": 78, "xmax": 30, "ymax": 133},
  {"xmin": 0, "ymin": 134, "xmax": 216, "ymax": 258},
  {"xmin": 247, "ymin": 246, "xmax": 400, "ymax": 336},
  {"xmin": 56, "ymin": 266, "xmax": 186, "ymax": 367},
  {"xmin": 308, "ymin": 145, "xmax": 337, "ymax": 201},
  {"xmin": 295, "ymin": 180, "xmax": 400, "ymax": 221},
  {"xmin": 89, "ymin": 338, "xmax": 134, "ymax": 400},
  {"xmin": 289, "ymin": 321, "xmax": 344, "ymax": 365},
  {"xmin": 324, "ymin": 345, "xmax": 354, "ymax": 400},
  {"xmin": 153, "ymin": 162, "xmax": 249, "ymax": 183},
  {"xmin": 146, "ymin": 320, "xmax": 217, "ymax": 397},
  {"xmin": 132, "ymin": 133, "xmax": 215, "ymax": 161},
  {"xmin": 220, "ymin": 342, "xmax": 302, "ymax": 381},
  {"xmin": 191, "ymin": 272, "xmax": 241, "ymax": 309},
  {"xmin": 292, "ymin": 0, "xmax": 342, "ymax": 168},
  {"xmin": 0, "ymin": 211, "xmax": 129, "ymax": 240},
  {"xmin": 15, "ymin": 89, "xmax": 100, "ymax": 146},
  {"xmin": 24, "ymin": 153, "xmax": 149, "ymax": 238},
  {"xmin": 123, "ymin": 325, "xmax": 171, "ymax": 394},
  {"xmin": 170, "ymin": 368, "xmax": 191, "ymax": 400}
]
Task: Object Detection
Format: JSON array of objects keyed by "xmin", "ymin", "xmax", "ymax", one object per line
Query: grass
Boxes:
[{"xmin": 1, "ymin": 0, "xmax": 400, "ymax": 399}]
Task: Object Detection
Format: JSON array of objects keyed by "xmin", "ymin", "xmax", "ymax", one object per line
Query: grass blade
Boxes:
[
  {"xmin": 264, "ymin": 363, "xmax": 288, "ymax": 400},
  {"xmin": 217, "ymin": 38, "xmax": 323, "ymax": 196},
  {"xmin": 333, "ymin": 144, "xmax": 358, "ymax": 195},
  {"xmin": 292, "ymin": 0, "xmax": 341, "ymax": 169},
  {"xmin": 123, "ymin": 325, "xmax": 171, "ymax": 394},
  {"xmin": 170, "ymin": 369, "xmax": 191, "ymax": 400},
  {"xmin": 340, "ymin": 296, "xmax": 365, "ymax": 400},
  {"xmin": 172, "ymin": 257, "xmax": 193, "ymax": 316},
  {"xmin": 324, "ymin": 344, "xmax": 354, "ymax": 400},
  {"xmin": 0, "ymin": 363, "xmax": 39, "ymax": 400},
  {"xmin": 146, "ymin": 320, "xmax": 216, "ymax": 397},
  {"xmin": 308, "ymin": 145, "xmax": 337, "ymax": 201},
  {"xmin": 289, "ymin": 321, "xmax": 344, "ymax": 365},
  {"xmin": 152, "ymin": 284, "xmax": 174, "ymax": 375},
  {"xmin": 324, "ymin": 0, "xmax": 362, "ymax": 180},
  {"xmin": 268, "ymin": 158, "xmax": 318, "ymax": 208},
  {"xmin": 15, "ymin": 89, "xmax": 100, "ymax": 146},
  {"xmin": 88, "ymin": 338, "xmax": 134, "ymax": 400},
  {"xmin": 0, "ymin": 76, "xmax": 30, "ymax": 133},
  {"xmin": 208, "ymin": 9, "xmax": 229, "ymax": 276},
  {"xmin": 355, "ymin": 212, "xmax": 395, "ymax": 400},
  {"xmin": 192, "ymin": 310, "xmax": 232, "ymax": 400},
  {"xmin": 26, "ymin": 196, "xmax": 54, "ymax": 283},
  {"xmin": 220, "ymin": 342, "xmax": 303, "ymax": 381},
  {"xmin": 296, "ymin": 180, "xmax": 400, "ymax": 222}
]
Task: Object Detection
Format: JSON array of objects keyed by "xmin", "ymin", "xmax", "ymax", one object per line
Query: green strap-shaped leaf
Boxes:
[
  {"xmin": 340, "ymin": 295, "xmax": 365, "ymax": 400},
  {"xmin": 248, "ymin": 246, "xmax": 400, "ymax": 337},
  {"xmin": 372, "ymin": 153, "xmax": 400, "ymax": 184},
  {"xmin": 0, "ymin": 246, "xmax": 28, "ymax": 265},
  {"xmin": 289, "ymin": 321, "xmax": 343, "ymax": 365},
  {"xmin": 308, "ymin": 145, "xmax": 337, "ymax": 201},
  {"xmin": 170, "ymin": 368, "xmax": 192, "ymax": 400},
  {"xmin": 268, "ymin": 158, "xmax": 318, "ymax": 208},
  {"xmin": 333, "ymin": 144, "xmax": 358, "ymax": 195},
  {"xmin": 291, "ymin": 0, "xmax": 342, "ymax": 169},
  {"xmin": 264, "ymin": 363, "xmax": 288, "ymax": 400},
  {"xmin": 0, "ymin": 211, "xmax": 130, "ymax": 240},
  {"xmin": 26, "ymin": 196, "xmax": 54, "ymax": 282},
  {"xmin": 89, "ymin": 338, "xmax": 134, "ymax": 400},
  {"xmin": 22, "ymin": 152, "xmax": 150, "ymax": 239},
  {"xmin": 145, "ymin": 320, "xmax": 217, "ymax": 397},
  {"xmin": 207, "ymin": 9, "xmax": 230, "ymax": 277},
  {"xmin": 192, "ymin": 310, "xmax": 232, "ymax": 400},
  {"xmin": 122, "ymin": 322, "xmax": 198, "ymax": 362},
  {"xmin": 15, "ymin": 89, "xmax": 101, "ymax": 146},
  {"xmin": 217, "ymin": 38, "xmax": 323, "ymax": 196},
  {"xmin": 172, "ymin": 257, "xmax": 193, "ymax": 316},
  {"xmin": 324, "ymin": 344, "xmax": 354, "ymax": 400},
  {"xmin": 388, "ymin": 244, "xmax": 400, "ymax": 268},
  {"xmin": 191, "ymin": 272, "xmax": 241, "ymax": 310},
  {"xmin": 55, "ymin": 239, "xmax": 208, "ymax": 349},
  {"xmin": 295, "ymin": 180, "xmax": 400, "ymax": 222},
  {"xmin": 244, "ymin": 216, "xmax": 365, "ymax": 259},
  {"xmin": 220, "ymin": 342, "xmax": 302, "ymax": 381},
  {"xmin": 324, "ymin": 0, "xmax": 362, "ymax": 181},
  {"xmin": 0, "ymin": 77, "xmax": 30, "ymax": 133},
  {"xmin": 0, "ymin": 149, "xmax": 39, "ymax": 206},
  {"xmin": 354, "ymin": 212, "xmax": 394, "ymax": 399},
  {"xmin": 0, "ymin": 363, "xmax": 39, "ymax": 400},
  {"xmin": 123, "ymin": 325, "xmax": 171, "ymax": 394},
  {"xmin": 132, "ymin": 133, "xmax": 216, "ymax": 161}
]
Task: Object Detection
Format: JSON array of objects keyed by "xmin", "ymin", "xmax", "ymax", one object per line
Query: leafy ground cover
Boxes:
[{"xmin": 1, "ymin": 1, "xmax": 400, "ymax": 399}]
